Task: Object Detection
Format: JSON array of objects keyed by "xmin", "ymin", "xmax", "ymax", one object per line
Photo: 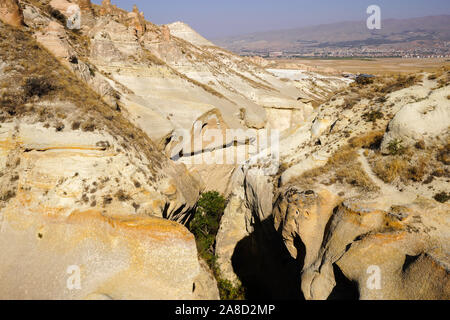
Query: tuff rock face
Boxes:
[
  {"xmin": 0, "ymin": 0, "xmax": 23, "ymax": 27},
  {"xmin": 216, "ymin": 72, "xmax": 449, "ymax": 299},
  {"xmin": 1, "ymin": 0, "xmax": 448, "ymax": 301},
  {"xmin": 273, "ymin": 190, "xmax": 449, "ymax": 300},
  {"xmin": 0, "ymin": 19, "xmax": 206, "ymax": 299}
]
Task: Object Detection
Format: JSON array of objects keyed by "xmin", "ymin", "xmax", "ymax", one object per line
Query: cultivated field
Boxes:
[{"xmin": 269, "ymin": 58, "xmax": 450, "ymax": 75}]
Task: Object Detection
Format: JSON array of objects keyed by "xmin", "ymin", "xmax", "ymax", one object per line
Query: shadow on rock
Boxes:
[{"xmin": 231, "ymin": 217, "xmax": 304, "ymax": 300}]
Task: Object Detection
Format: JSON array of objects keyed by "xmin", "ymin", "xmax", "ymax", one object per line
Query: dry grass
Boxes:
[
  {"xmin": 372, "ymin": 158, "xmax": 408, "ymax": 183},
  {"xmin": 348, "ymin": 131, "xmax": 384, "ymax": 149},
  {"xmin": 437, "ymin": 143, "xmax": 450, "ymax": 165},
  {"xmin": 369, "ymin": 141, "xmax": 448, "ymax": 185},
  {"xmin": 0, "ymin": 23, "xmax": 164, "ymax": 175},
  {"xmin": 293, "ymin": 132, "xmax": 384, "ymax": 192}
]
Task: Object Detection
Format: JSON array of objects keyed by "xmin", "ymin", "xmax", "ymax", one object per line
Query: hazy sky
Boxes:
[{"xmin": 91, "ymin": 0, "xmax": 450, "ymax": 39}]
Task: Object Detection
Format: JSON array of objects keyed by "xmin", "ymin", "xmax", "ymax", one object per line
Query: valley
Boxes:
[{"xmin": 0, "ymin": 0, "xmax": 448, "ymax": 301}]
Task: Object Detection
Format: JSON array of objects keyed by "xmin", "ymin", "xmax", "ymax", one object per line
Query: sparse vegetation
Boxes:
[
  {"xmin": 23, "ymin": 77, "xmax": 55, "ymax": 98},
  {"xmin": 369, "ymin": 138, "xmax": 448, "ymax": 185},
  {"xmin": 0, "ymin": 23, "xmax": 164, "ymax": 179},
  {"xmin": 373, "ymin": 158, "xmax": 408, "ymax": 184},
  {"xmin": 387, "ymin": 139, "xmax": 405, "ymax": 156},
  {"xmin": 363, "ymin": 110, "xmax": 384, "ymax": 123},
  {"xmin": 115, "ymin": 189, "xmax": 131, "ymax": 202},
  {"xmin": 189, "ymin": 191, "xmax": 226, "ymax": 267},
  {"xmin": 437, "ymin": 143, "xmax": 450, "ymax": 165},
  {"xmin": 434, "ymin": 192, "xmax": 449, "ymax": 203},
  {"xmin": 355, "ymin": 75, "xmax": 374, "ymax": 86},
  {"xmin": 189, "ymin": 191, "xmax": 246, "ymax": 300},
  {"xmin": 294, "ymin": 132, "xmax": 383, "ymax": 192},
  {"xmin": 415, "ymin": 140, "xmax": 426, "ymax": 150}
]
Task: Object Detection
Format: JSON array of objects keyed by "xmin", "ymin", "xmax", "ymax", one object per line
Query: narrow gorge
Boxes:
[{"xmin": 0, "ymin": 0, "xmax": 448, "ymax": 300}]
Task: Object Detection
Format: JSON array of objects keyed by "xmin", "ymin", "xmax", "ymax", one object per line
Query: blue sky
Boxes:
[{"xmin": 91, "ymin": 0, "xmax": 450, "ymax": 38}]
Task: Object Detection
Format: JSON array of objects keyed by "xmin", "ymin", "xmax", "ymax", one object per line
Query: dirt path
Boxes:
[{"xmin": 357, "ymin": 149, "xmax": 417, "ymax": 208}]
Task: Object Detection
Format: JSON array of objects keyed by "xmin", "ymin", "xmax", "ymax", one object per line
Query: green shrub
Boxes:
[
  {"xmin": 216, "ymin": 277, "xmax": 246, "ymax": 300},
  {"xmin": 189, "ymin": 191, "xmax": 226, "ymax": 266},
  {"xmin": 387, "ymin": 139, "xmax": 405, "ymax": 155},
  {"xmin": 363, "ymin": 110, "xmax": 384, "ymax": 123},
  {"xmin": 189, "ymin": 191, "xmax": 246, "ymax": 299}
]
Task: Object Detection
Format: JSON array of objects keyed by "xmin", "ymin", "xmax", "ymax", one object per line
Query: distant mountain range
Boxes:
[{"xmin": 213, "ymin": 15, "xmax": 450, "ymax": 56}]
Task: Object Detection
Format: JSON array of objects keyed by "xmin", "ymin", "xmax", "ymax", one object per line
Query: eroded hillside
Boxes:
[
  {"xmin": 216, "ymin": 70, "xmax": 450, "ymax": 300},
  {"xmin": 0, "ymin": 0, "xmax": 448, "ymax": 300}
]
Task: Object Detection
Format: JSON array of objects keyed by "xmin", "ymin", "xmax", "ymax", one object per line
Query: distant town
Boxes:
[{"xmin": 240, "ymin": 44, "xmax": 450, "ymax": 59}]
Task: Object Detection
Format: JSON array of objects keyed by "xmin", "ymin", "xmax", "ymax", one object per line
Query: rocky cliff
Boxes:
[
  {"xmin": 216, "ymin": 72, "xmax": 450, "ymax": 300},
  {"xmin": 0, "ymin": 0, "xmax": 448, "ymax": 300}
]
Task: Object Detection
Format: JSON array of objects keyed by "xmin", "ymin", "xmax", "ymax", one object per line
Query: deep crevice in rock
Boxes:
[
  {"xmin": 328, "ymin": 263, "xmax": 359, "ymax": 300},
  {"xmin": 231, "ymin": 217, "xmax": 304, "ymax": 300}
]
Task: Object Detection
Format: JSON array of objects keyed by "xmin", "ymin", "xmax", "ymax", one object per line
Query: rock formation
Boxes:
[
  {"xmin": 99, "ymin": 0, "xmax": 125, "ymax": 20},
  {"xmin": 1, "ymin": 0, "xmax": 448, "ymax": 301},
  {"xmin": 35, "ymin": 20, "xmax": 74, "ymax": 59},
  {"xmin": 216, "ymin": 69, "xmax": 450, "ymax": 300},
  {"xmin": 161, "ymin": 24, "xmax": 171, "ymax": 42},
  {"xmin": 167, "ymin": 21, "xmax": 213, "ymax": 46},
  {"xmin": 73, "ymin": 0, "xmax": 93, "ymax": 12},
  {"xmin": 99, "ymin": 0, "xmax": 113, "ymax": 15},
  {"xmin": 0, "ymin": 0, "xmax": 23, "ymax": 27},
  {"xmin": 127, "ymin": 5, "xmax": 146, "ymax": 37}
]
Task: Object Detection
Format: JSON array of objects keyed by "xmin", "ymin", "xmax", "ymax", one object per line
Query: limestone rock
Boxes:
[
  {"xmin": 273, "ymin": 188, "xmax": 341, "ymax": 268},
  {"xmin": 161, "ymin": 25, "xmax": 171, "ymax": 42},
  {"xmin": 247, "ymin": 56, "xmax": 270, "ymax": 68},
  {"xmin": 35, "ymin": 21, "xmax": 74, "ymax": 59},
  {"xmin": 380, "ymin": 88, "xmax": 450, "ymax": 153},
  {"xmin": 275, "ymin": 192, "xmax": 450, "ymax": 300},
  {"xmin": 215, "ymin": 168, "xmax": 252, "ymax": 284},
  {"xmin": 167, "ymin": 21, "xmax": 214, "ymax": 47},
  {"xmin": 0, "ymin": 209, "xmax": 202, "ymax": 299},
  {"xmin": 127, "ymin": 5, "xmax": 146, "ymax": 37},
  {"xmin": 49, "ymin": 0, "xmax": 72, "ymax": 16},
  {"xmin": 0, "ymin": 0, "xmax": 23, "ymax": 27},
  {"xmin": 73, "ymin": 0, "xmax": 93, "ymax": 12},
  {"xmin": 193, "ymin": 259, "xmax": 221, "ymax": 300},
  {"xmin": 99, "ymin": 0, "xmax": 114, "ymax": 16}
]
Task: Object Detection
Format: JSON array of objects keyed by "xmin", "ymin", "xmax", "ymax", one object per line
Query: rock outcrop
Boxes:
[
  {"xmin": 161, "ymin": 24, "xmax": 171, "ymax": 42},
  {"xmin": 380, "ymin": 88, "xmax": 450, "ymax": 153},
  {"xmin": 216, "ymin": 69, "xmax": 449, "ymax": 300},
  {"xmin": 0, "ymin": 22, "xmax": 212, "ymax": 299},
  {"xmin": 167, "ymin": 21, "xmax": 213, "ymax": 47},
  {"xmin": 35, "ymin": 21, "xmax": 74, "ymax": 59},
  {"xmin": 1, "ymin": 0, "xmax": 448, "ymax": 301},
  {"xmin": 0, "ymin": 209, "xmax": 202, "ymax": 299},
  {"xmin": 127, "ymin": 5, "xmax": 146, "ymax": 37},
  {"xmin": 0, "ymin": 0, "xmax": 23, "ymax": 27},
  {"xmin": 296, "ymin": 199, "xmax": 450, "ymax": 300}
]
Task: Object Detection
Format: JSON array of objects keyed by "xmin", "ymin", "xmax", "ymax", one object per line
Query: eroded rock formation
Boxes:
[
  {"xmin": 1, "ymin": 0, "xmax": 448, "ymax": 301},
  {"xmin": 0, "ymin": 0, "xmax": 23, "ymax": 27}
]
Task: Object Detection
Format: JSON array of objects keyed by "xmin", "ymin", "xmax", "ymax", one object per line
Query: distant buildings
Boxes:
[
  {"xmin": 269, "ymin": 51, "xmax": 283, "ymax": 58},
  {"xmin": 241, "ymin": 43, "xmax": 450, "ymax": 59}
]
